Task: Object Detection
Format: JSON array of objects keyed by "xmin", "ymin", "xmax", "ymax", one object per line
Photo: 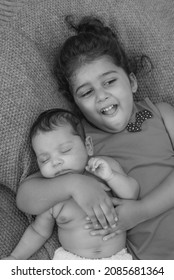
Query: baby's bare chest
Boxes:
[{"xmin": 52, "ymin": 199, "xmax": 86, "ymax": 226}]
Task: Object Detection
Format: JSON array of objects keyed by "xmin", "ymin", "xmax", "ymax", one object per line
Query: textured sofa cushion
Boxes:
[
  {"xmin": 0, "ymin": 26, "xmax": 69, "ymax": 191},
  {"xmin": 0, "ymin": 183, "xmax": 59, "ymax": 259},
  {"xmin": 1, "ymin": 0, "xmax": 174, "ymax": 259},
  {"xmin": 0, "ymin": 184, "xmax": 29, "ymax": 258}
]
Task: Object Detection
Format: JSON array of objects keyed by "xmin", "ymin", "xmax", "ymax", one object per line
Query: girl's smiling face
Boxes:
[{"xmin": 71, "ymin": 56, "xmax": 137, "ymax": 133}]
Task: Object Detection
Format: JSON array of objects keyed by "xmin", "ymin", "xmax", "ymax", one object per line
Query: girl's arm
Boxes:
[
  {"xmin": 114, "ymin": 102, "xmax": 174, "ymax": 227},
  {"xmin": 138, "ymin": 102, "xmax": 174, "ymax": 219},
  {"xmin": 17, "ymin": 172, "xmax": 117, "ymax": 229},
  {"xmin": 89, "ymin": 168, "xmax": 174, "ymax": 239},
  {"xmin": 88, "ymin": 102, "xmax": 174, "ymax": 238},
  {"xmin": 17, "ymin": 172, "xmax": 75, "ymax": 214},
  {"xmin": 112, "ymin": 166, "xmax": 174, "ymax": 235}
]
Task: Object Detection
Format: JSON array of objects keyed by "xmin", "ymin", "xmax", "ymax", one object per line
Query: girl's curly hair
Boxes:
[{"xmin": 55, "ymin": 15, "xmax": 152, "ymax": 103}]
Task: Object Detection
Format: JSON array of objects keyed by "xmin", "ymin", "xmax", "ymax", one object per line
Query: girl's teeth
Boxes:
[
  {"xmin": 104, "ymin": 106, "xmax": 113, "ymax": 112},
  {"xmin": 101, "ymin": 105, "xmax": 115, "ymax": 113}
]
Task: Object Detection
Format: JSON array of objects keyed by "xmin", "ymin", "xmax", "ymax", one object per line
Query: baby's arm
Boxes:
[
  {"xmin": 4, "ymin": 210, "xmax": 55, "ymax": 260},
  {"xmin": 17, "ymin": 172, "xmax": 117, "ymax": 230},
  {"xmin": 87, "ymin": 156, "xmax": 139, "ymax": 199}
]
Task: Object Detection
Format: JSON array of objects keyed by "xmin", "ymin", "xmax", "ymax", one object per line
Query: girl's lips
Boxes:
[{"xmin": 100, "ymin": 104, "xmax": 118, "ymax": 115}]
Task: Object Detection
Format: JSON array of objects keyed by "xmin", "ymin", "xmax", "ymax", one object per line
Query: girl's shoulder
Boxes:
[
  {"xmin": 142, "ymin": 98, "xmax": 174, "ymax": 144},
  {"xmin": 155, "ymin": 102, "xmax": 174, "ymax": 144},
  {"xmin": 137, "ymin": 97, "xmax": 162, "ymax": 117},
  {"xmin": 142, "ymin": 97, "xmax": 174, "ymax": 120}
]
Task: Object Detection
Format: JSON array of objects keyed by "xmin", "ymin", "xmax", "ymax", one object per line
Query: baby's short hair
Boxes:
[{"xmin": 30, "ymin": 108, "xmax": 86, "ymax": 141}]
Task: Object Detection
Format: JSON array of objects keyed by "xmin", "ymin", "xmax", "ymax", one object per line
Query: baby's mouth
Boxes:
[
  {"xmin": 55, "ymin": 169, "xmax": 71, "ymax": 176},
  {"xmin": 100, "ymin": 104, "xmax": 118, "ymax": 115}
]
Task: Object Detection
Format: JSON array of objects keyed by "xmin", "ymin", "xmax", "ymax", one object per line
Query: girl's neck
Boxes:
[{"xmin": 129, "ymin": 102, "xmax": 137, "ymax": 123}]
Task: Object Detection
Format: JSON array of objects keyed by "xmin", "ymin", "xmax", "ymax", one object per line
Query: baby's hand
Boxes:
[{"xmin": 86, "ymin": 157, "xmax": 113, "ymax": 182}]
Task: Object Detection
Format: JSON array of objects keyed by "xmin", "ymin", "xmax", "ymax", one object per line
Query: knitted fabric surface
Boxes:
[
  {"xmin": 1, "ymin": 0, "xmax": 174, "ymax": 259},
  {"xmin": 0, "ymin": 0, "xmax": 25, "ymax": 27},
  {"xmin": 0, "ymin": 183, "xmax": 58, "ymax": 259}
]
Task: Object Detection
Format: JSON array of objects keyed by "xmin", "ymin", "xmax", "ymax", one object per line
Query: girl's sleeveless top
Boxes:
[{"xmin": 83, "ymin": 98, "xmax": 174, "ymax": 259}]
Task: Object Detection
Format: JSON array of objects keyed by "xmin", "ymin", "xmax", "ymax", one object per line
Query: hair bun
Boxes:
[
  {"xmin": 77, "ymin": 16, "xmax": 105, "ymax": 35},
  {"xmin": 66, "ymin": 15, "xmax": 108, "ymax": 36}
]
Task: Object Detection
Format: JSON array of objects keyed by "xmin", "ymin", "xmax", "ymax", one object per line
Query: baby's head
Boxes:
[
  {"xmin": 56, "ymin": 16, "xmax": 151, "ymax": 133},
  {"xmin": 30, "ymin": 108, "xmax": 93, "ymax": 178}
]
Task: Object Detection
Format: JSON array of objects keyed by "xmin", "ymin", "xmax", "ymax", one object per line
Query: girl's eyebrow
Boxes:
[
  {"xmin": 102, "ymin": 70, "xmax": 117, "ymax": 76},
  {"xmin": 75, "ymin": 70, "xmax": 117, "ymax": 94},
  {"xmin": 75, "ymin": 83, "xmax": 90, "ymax": 94}
]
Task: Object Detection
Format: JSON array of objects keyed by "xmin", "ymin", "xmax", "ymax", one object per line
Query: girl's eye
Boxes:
[
  {"xmin": 81, "ymin": 89, "xmax": 93, "ymax": 98},
  {"xmin": 105, "ymin": 79, "xmax": 116, "ymax": 86}
]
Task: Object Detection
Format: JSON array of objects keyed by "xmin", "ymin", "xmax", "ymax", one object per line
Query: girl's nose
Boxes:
[{"xmin": 96, "ymin": 88, "xmax": 109, "ymax": 103}]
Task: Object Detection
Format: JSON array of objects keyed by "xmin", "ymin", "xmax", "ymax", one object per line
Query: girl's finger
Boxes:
[
  {"xmin": 90, "ymin": 228, "xmax": 110, "ymax": 236},
  {"xmin": 100, "ymin": 198, "xmax": 117, "ymax": 228},
  {"xmin": 93, "ymin": 205, "xmax": 108, "ymax": 229},
  {"xmin": 103, "ymin": 232, "xmax": 117, "ymax": 241},
  {"xmin": 84, "ymin": 208, "xmax": 100, "ymax": 229}
]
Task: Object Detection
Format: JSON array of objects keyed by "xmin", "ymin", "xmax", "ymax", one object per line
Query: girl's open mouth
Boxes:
[{"xmin": 100, "ymin": 104, "xmax": 118, "ymax": 115}]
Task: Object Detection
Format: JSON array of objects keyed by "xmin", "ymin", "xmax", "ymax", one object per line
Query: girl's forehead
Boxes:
[
  {"xmin": 78, "ymin": 55, "xmax": 115, "ymax": 71},
  {"xmin": 72, "ymin": 56, "xmax": 117, "ymax": 81}
]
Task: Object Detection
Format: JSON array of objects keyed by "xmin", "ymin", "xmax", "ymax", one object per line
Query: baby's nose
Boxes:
[{"xmin": 52, "ymin": 157, "xmax": 64, "ymax": 167}]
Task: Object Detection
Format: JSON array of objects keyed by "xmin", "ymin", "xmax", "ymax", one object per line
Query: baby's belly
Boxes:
[{"xmin": 58, "ymin": 225, "xmax": 126, "ymax": 259}]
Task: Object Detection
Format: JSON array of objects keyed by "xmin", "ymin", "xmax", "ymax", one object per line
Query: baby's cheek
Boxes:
[
  {"xmin": 40, "ymin": 167, "xmax": 46, "ymax": 177},
  {"xmin": 40, "ymin": 166, "xmax": 51, "ymax": 178}
]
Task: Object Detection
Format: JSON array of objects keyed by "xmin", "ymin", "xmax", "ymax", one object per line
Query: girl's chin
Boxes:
[{"xmin": 100, "ymin": 120, "xmax": 126, "ymax": 133}]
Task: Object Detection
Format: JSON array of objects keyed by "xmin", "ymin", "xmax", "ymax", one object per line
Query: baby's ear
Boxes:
[{"xmin": 85, "ymin": 136, "xmax": 94, "ymax": 156}]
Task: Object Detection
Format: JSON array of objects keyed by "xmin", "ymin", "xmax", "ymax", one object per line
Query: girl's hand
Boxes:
[
  {"xmin": 71, "ymin": 175, "xmax": 117, "ymax": 229},
  {"xmin": 112, "ymin": 198, "xmax": 145, "ymax": 233},
  {"xmin": 86, "ymin": 198, "xmax": 145, "ymax": 238},
  {"xmin": 85, "ymin": 221, "xmax": 118, "ymax": 241}
]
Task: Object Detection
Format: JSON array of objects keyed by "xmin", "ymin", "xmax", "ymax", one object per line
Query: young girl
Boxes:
[{"xmin": 17, "ymin": 16, "xmax": 174, "ymax": 260}]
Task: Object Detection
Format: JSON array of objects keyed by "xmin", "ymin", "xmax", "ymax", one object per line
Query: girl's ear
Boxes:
[
  {"xmin": 85, "ymin": 136, "xmax": 94, "ymax": 156},
  {"xmin": 129, "ymin": 73, "xmax": 138, "ymax": 93}
]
